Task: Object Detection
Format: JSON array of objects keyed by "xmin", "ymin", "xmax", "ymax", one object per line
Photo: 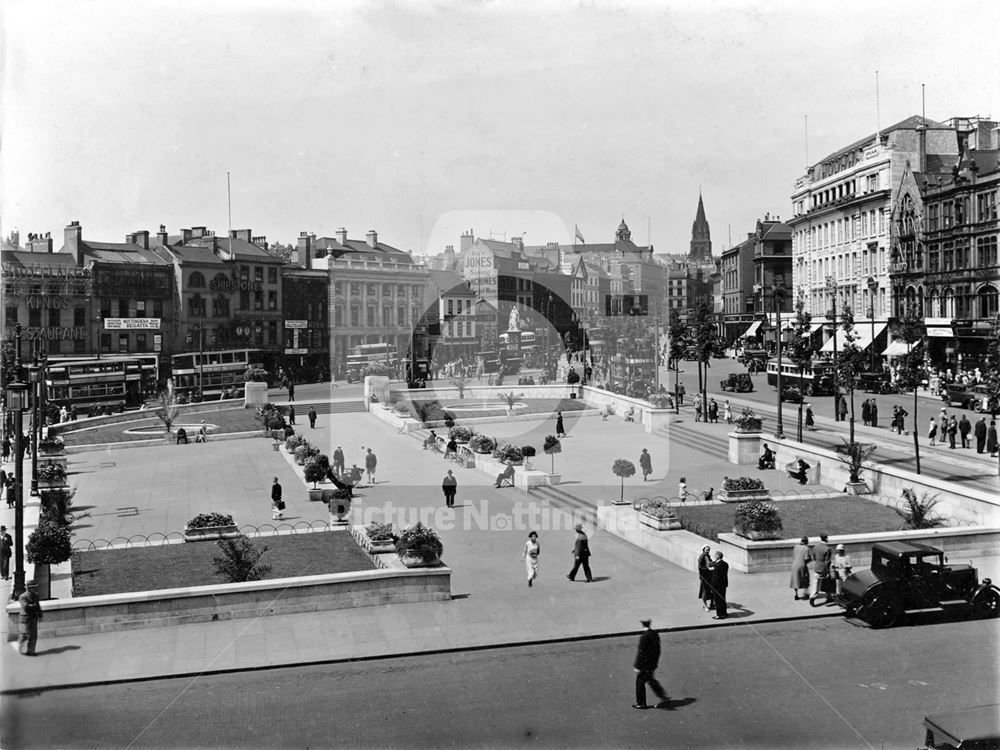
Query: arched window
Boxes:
[
  {"xmin": 978, "ymin": 284, "xmax": 999, "ymax": 319},
  {"xmin": 189, "ymin": 271, "xmax": 206, "ymax": 288},
  {"xmin": 927, "ymin": 289, "xmax": 939, "ymax": 319},
  {"xmin": 916, "ymin": 286, "xmax": 924, "ymax": 317},
  {"xmin": 188, "ymin": 294, "xmax": 204, "ymax": 317},
  {"xmin": 941, "ymin": 288, "xmax": 954, "ymax": 318}
]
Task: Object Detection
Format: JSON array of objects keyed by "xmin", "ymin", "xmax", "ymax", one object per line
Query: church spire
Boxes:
[{"xmin": 689, "ymin": 192, "xmax": 712, "ymax": 262}]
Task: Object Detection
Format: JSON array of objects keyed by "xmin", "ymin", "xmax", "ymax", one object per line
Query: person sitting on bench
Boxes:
[
  {"xmin": 788, "ymin": 458, "xmax": 810, "ymax": 485},
  {"xmin": 758, "ymin": 443, "xmax": 775, "ymax": 470},
  {"xmin": 624, "ymin": 407, "xmax": 636, "ymax": 423},
  {"xmin": 423, "ymin": 430, "xmax": 439, "ymax": 450},
  {"xmin": 175, "ymin": 427, "xmax": 188, "ymax": 445},
  {"xmin": 444, "ymin": 438, "xmax": 458, "ymax": 461},
  {"xmin": 495, "ymin": 462, "xmax": 516, "ymax": 488},
  {"xmin": 194, "ymin": 421, "xmax": 208, "ymax": 443}
]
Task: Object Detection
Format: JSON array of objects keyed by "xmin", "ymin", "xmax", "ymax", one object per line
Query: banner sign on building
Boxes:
[
  {"xmin": 284, "ymin": 348, "xmax": 308, "ymax": 355},
  {"xmin": 462, "ymin": 242, "xmax": 498, "ymax": 310},
  {"xmin": 104, "ymin": 318, "xmax": 161, "ymax": 330},
  {"xmin": 284, "ymin": 320, "xmax": 308, "ymax": 328}
]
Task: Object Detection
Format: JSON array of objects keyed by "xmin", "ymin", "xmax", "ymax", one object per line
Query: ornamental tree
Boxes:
[{"xmin": 612, "ymin": 458, "xmax": 636, "ymax": 504}]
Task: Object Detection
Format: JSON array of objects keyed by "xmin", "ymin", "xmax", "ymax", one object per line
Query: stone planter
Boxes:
[
  {"xmin": 38, "ymin": 454, "xmax": 68, "ymax": 469},
  {"xmin": 361, "ymin": 536, "xmax": 397, "ymax": 554},
  {"xmin": 328, "ymin": 496, "xmax": 353, "ymax": 524},
  {"xmin": 843, "ymin": 481, "xmax": 869, "ymax": 495},
  {"xmin": 308, "ymin": 487, "xmax": 326, "ymax": 502},
  {"xmin": 183, "ymin": 524, "xmax": 241, "ymax": 542},
  {"xmin": 717, "ymin": 488, "xmax": 770, "ymax": 504},
  {"xmin": 399, "ymin": 552, "xmax": 441, "ymax": 568},
  {"xmin": 732, "ymin": 526, "xmax": 781, "ymax": 541},
  {"xmin": 37, "ymin": 478, "xmax": 68, "ymax": 490},
  {"xmin": 728, "ymin": 430, "xmax": 763, "ymax": 465},
  {"xmin": 639, "ymin": 511, "xmax": 682, "ymax": 531},
  {"xmin": 546, "ymin": 473, "xmax": 562, "ymax": 486}
]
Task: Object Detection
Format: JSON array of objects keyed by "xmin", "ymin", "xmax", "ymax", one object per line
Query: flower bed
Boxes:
[
  {"xmin": 639, "ymin": 498, "xmax": 681, "ymax": 531},
  {"xmin": 732, "ymin": 499, "xmax": 783, "ymax": 540},
  {"xmin": 183, "ymin": 512, "xmax": 239, "ymax": 542},
  {"xmin": 718, "ymin": 475, "xmax": 769, "ymax": 503}
]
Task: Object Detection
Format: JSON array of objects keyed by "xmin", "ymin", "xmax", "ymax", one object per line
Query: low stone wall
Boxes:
[
  {"xmin": 473, "ymin": 452, "xmax": 549, "ymax": 490},
  {"xmin": 49, "ymin": 398, "xmax": 246, "ymax": 436},
  {"xmin": 718, "ymin": 526, "xmax": 1000, "ymax": 574},
  {"xmin": 597, "ymin": 506, "xmax": 708, "ymax": 571},
  {"xmin": 389, "ymin": 383, "xmax": 581, "ymax": 402},
  {"xmin": 6, "ymin": 566, "xmax": 452, "ymax": 639}
]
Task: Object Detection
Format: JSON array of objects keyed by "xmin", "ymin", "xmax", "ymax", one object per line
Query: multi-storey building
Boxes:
[
  {"xmin": 720, "ymin": 233, "xmax": 757, "ymax": 344},
  {"xmin": 889, "ymin": 117, "xmax": 999, "ymax": 369},
  {"xmin": 789, "ymin": 116, "xmax": 960, "ymax": 326},
  {"xmin": 280, "ymin": 233, "xmax": 331, "ymax": 380},
  {"xmin": 426, "ymin": 270, "xmax": 478, "ymax": 361}
]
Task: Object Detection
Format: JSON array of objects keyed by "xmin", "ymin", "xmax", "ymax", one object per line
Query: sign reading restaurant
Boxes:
[{"xmin": 103, "ymin": 318, "xmax": 161, "ymax": 330}]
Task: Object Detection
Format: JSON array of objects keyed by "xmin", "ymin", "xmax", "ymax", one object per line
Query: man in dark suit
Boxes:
[
  {"xmin": 974, "ymin": 416, "xmax": 988, "ymax": 454},
  {"xmin": 567, "ymin": 523, "xmax": 593, "ymax": 582},
  {"xmin": 710, "ymin": 551, "xmax": 729, "ymax": 619},
  {"xmin": 809, "ymin": 533, "xmax": 832, "ymax": 605},
  {"xmin": 632, "ymin": 618, "xmax": 669, "ymax": 709}
]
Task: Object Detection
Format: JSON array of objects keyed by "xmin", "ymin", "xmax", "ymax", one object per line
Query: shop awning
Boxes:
[
  {"xmin": 820, "ymin": 322, "xmax": 888, "ymax": 353},
  {"xmin": 742, "ymin": 320, "xmax": 762, "ymax": 338},
  {"xmin": 881, "ymin": 340, "xmax": 912, "ymax": 357},
  {"xmin": 806, "ymin": 322, "xmax": 825, "ymax": 337}
]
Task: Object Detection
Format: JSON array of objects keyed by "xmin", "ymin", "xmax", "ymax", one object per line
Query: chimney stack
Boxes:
[
  {"xmin": 27, "ymin": 234, "xmax": 53, "ymax": 253},
  {"xmin": 130, "ymin": 230, "xmax": 149, "ymax": 249},
  {"xmin": 336, "ymin": 227, "xmax": 348, "ymax": 246},
  {"xmin": 366, "ymin": 230, "xmax": 378, "ymax": 248},
  {"xmin": 157, "ymin": 225, "xmax": 168, "ymax": 246},
  {"xmin": 181, "ymin": 228, "xmax": 193, "ymax": 244},
  {"xmin": 64, "ymin": 221, "xmax": 84, "ymax": 265},
  {"xmin": 297, "ymin": 232, "xmax": 313, "ymax": 270},
  {"xmin": 460, "ymin": 229, "xmax": 474, "ymax": 253},
  {"xmin": 916, "ymin": 120, "xmax": 928, "ymax": 173}
]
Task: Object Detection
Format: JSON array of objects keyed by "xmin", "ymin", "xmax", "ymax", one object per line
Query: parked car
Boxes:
[
  {"xmin": 780, "ymin": 385, "xmax": 804, "ymax": 403},
  {"xmin": 941, "ymin": 384, "xmax": 997, "ymax": 413},
  {"xmin": 836, "ymin": 541, "xmax": 1000, "ymax": 629},
  {"xmin": 922, "ymin": 704, "xmax": 1000, "ymax": 750},
  {"xmin": 857, "ymin": 372, "xmax": 895, "ymax": 394},
  {"xmin": 720, "ymin": 373, "xmax": 754, "ymax": 393}
]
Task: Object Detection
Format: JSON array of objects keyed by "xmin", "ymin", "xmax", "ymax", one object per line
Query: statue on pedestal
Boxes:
[{"xmin": 508, "ymin": 306, "xmax": 520, "ymax": 332}]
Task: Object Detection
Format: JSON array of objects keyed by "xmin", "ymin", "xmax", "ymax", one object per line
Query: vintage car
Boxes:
[
  {"xmin": 941, "ymin": 384, "xmax": 998, "ymax": 413},
  {"xmin": 720, "ymin": 373, "xmax": 754, "ymax": 393},
  {"xmin": 836, "ymin": 541, "xmax": 1000, "ymax": 628},
  {"xmin": 780, "ymin": 384, "xmax": 804, "ymax": 403},
  {"xmin": 922, "ymin": 704, "xmax": 1000, "ymax": 750},
  {"xmin": 739, "ymin": 349, "xmax": 770, "ymax": 371},
  {"xmin": 857, "ymin": 372, "xmax": 895, "ymax": 394}
]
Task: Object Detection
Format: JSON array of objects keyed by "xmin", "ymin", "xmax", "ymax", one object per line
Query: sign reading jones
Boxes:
[
  {"xmin": 210, "ymin": 276, "xmax": 263, "ymax": 293},
  {"xmin": 104, "ymin": 318, "xmax": 161, "ymax": 330}
]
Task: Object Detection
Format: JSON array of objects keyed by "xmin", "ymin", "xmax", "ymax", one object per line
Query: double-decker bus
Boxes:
[
  {"xmin": 171, "ymin": 349, "xmax": 262, "ymax": 399},
  {"xmin": 45, "ymin": 355, "xmax": 158, "ymax": 413},
  {"xmin": 765, "ymin": 358, "xmax": 837, "ymax": 396},
  {"xmin": 345, "ymin": 343, "xmax": 398, "ymax": 382}
]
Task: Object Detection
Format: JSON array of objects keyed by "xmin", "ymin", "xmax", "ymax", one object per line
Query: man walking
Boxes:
[
  {"xmin": 287, "ymin": 381, "xmax": 295, "ymax": 402},
  {"xmin": 861, "ymin": 398, "xmax": 871, "ymax": 427},
  {"xmin": 567, "ymin": 523, "xmax": 593, "ymax": 582},
  {"xmin": 809, "ymin": 534, "xmax": 832, "ymax": 605},
  {"xmin": 308, "ymin": 407, "xmax": 317, "ymax": 429},
  {"xmin": 632, "ymin": 619, "xmax": 669, "ymax": 710},
  {"xmin": 708, "ymin": 398, "xmax": 719, "ymax": 423},
  {"xmin": 442, "ymin": 469, "xmax": 457, "ymax": 508},
  {"xmin": 270, "ymin": 477, "xmax": 284, "ymax": 520},
  {"xmin": 288, "ymin": 405, "xmax": 296, "ymax": 426},
  {"xmin": 18, "ymin": 581, "xmax": 43, "ymax": 656},
  {"xmin": 1, "ymin": 525, "xmax": 12, "ymax": 580},
  {"xmin": 974, "ymin": 416, "xmax": 988, "ymax": 454},
  {"xmin": 364, "ymin": 447, "xmax": 378, "ymax": 484},
  {"xmin": 959, "ymin": 415, "xmax": 972, "ymax": 449},
  {"xmin": 837, "ymin": 395, "xmax": 848, "ymax": 423},
  {"xmin": 333, "ymin": 446, "xmax": 345, "ymax": 476},
  {"xmin": 947, "ymin": 416, "xmax": 958, "ymax": 449},
  {"xmin": 710, "ymin": 551, "xmax": 729, "ymax": 619},
  {"xmin": 869, "ymin": 399, "xmax": 878, "ymax": 428}
]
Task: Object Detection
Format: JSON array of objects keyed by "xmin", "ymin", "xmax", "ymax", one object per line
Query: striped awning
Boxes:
[
  {"xmin": 820, "ymin": 322, "xmax": 888, "ymax": 353},
  {"xmin": 743, "ymin": 320, "xmax": 762, "ymax": 338}
]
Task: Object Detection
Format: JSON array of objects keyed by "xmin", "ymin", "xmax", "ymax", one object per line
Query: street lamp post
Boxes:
[
  {"xmin": 28, "ymin": 358, "xmax": 41, "ymax": 496},
  {"xmin": 826, "ymin": 276, "xmax": 840, "ymax": 419},
  {"xmin": 867, "ymin": 277, "xmax": 878, "ymax": 374},
  {"xmin": 7, "ymin": 380, "xmax": 28, "ymax": 601},
  {"xmin": 772, "ymin": 279, "xmax": 786, "ymax": 440}
]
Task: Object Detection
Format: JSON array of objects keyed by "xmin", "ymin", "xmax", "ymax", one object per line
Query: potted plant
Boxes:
[
  {"xmin": 648, "ymin": 393, "xmax": 672, "ymax": 409},
  {"xmin": 639, "ymin": 498, "xmax": 682, "ymax": 531},
  {"xmin": 285, "ymin": 434, "xmax": 305, "ymax": 453},
  {"xmin": 37, "ymin": 462, "xmax": 68, "ymax": 488},
  {"xmin": 732, "ymin": 499, "xmax": 783, "ymax": 540},
  {"xmin": 395, "ymin": 522, "xmax": 444, "ymax": 567},
  {"xmin": 838, "ymin": 440, "xmax": 876, "ymax": 494},
  {"xmin": 469, "ymin": 434, "xmax": 496, "ymax": 454},
  {"xmin": 40, "ymin": 487, "xmax": 75, "ymax": 527},
  {"xmin": 26, "ymin": 518, "xmax": 73, "ymax": 599},
  {"xmin": 496, "ymin": 444, "xmax": 524, "ymax": 465},
  {"xmin": 543, "ymin": 434, "xmax": 562, "ymax": 484},
  {"xmin": 255, "ymin": 403, "xmax": 286, "ymax": 439},
  {"xmin": 328, "ymin": 488, "xmax": 352, "ymax": 524},
  {"xmin": 294, "ymin": 442, "xmax": 318, "ymax": 466},
  {"xmin": 733, "ymin": 408, "xmax": 763, "ymax": 433},
  {"xmin": 611, "ymin": 459, "xmax": 636, "ymax": 504},
  {"xmin": 304, "ymin": 456, "xmax": 329, "ymax": 501},
  {"xmin": 37, "ymin": 435, "xmax": 65, "ymax": 455},
  {"xmin": 521, "ymin": 445, "xmax": 536, "ymax": 470},
  {"xmin": 498, "ymin": 391, "xmax": 524, "ymax": 417},
  {"xmin": 183, "ymin": 512, "xmax": 240, "ymax": 542},
  {"xmin": 363, "ymin": 521, "xmax": 398, "ymax": 554},
  {"xmin": 718, "ymin": 476, "xmax": 769, "ymax": 503},
  {"xmin": 448, "ymin": 425, "xmax": 473, "ymax": 443}
]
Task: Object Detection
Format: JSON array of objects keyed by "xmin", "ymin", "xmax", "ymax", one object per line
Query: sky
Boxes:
[{"xmin": 2, "ymin": 0, "xmax": 999, "ymax": 257}]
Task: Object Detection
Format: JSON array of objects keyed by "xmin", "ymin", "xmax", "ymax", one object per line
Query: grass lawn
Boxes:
[
  {"xmin": 405, "ymin": 397, "xmax": 587, "ymax": 421},
  {"xmin": 71, "ymin": 531, "xmax": 374, "ymax": 596},
  {"xmin": 61, "ymin": 407, "xmax": 265, "ymax": 447},
  {"xmin": 675, "ymin": 496, "xmax": 907, "ymax": 542}
]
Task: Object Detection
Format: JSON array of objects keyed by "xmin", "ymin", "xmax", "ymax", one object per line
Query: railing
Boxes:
[{"xmin": 72, "ymin": 520, "xmax": 339, "ymax": 551}]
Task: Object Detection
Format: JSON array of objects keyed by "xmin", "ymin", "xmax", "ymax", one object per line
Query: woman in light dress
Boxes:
[{"xmin": 522, "ymin": 531, "xmax": 541, "ymax": 587}]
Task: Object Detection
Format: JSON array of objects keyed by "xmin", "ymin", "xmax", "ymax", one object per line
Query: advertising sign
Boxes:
[
  {"xmin": 462, "ymin": 242, "xmax": 498, "ymax": 309},
  {"xmin": 284, "ymin": 320, "xmax": 308, "ymax": 329},
  {"xmin": 284, "ymin": 348, "xmax": 308, "ymax": 355},
  {"xmin": 104, "ymin": 318, "xmax": 161, "ymax": 330}
]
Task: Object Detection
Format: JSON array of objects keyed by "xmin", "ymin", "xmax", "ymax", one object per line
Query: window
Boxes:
[
  {"xmin": 189, "ymin": 271, "xmax": 206, "ymax": 288},
  {"xmin": 861, "ymin": 213, "xmax": 868, "ymax": 237},
  {"xmin": 254, "ymin": 266, "xmax": 263, "ymax": 283},
  {"xmin": 928, "ymin": 246, "xmax": 940, "ymax": 273},
  {"xmin": 942, "ymin": 243, "xmax": 954, "ymax": 271},
  {"xmin": 268, "ymin": 321, "xmax": 278, "ymax": 345},
  {"xmin": 366, "ymin": 306, "xmax": 376, "ymax": 327},
  {"xmin": 866, "ymin": 174, "xmax": 878, "ymax": 192},
  {"xmin": 118, "ymin": 334, "xmax": 129, "ymax": 352},
  {"xmin": 398, "ymin": 306, "xmax": 405, "ymax": 325},
  {"xmin": 73, "ymin": 307, "xmax": 85, "ymax": 327},
  {"xmin": 943, "ymin": 202, "xmax": 953, "ymax": 229},
  {"xmin": 268, "ymin": 290, "xmax": 277, "ymax": 310},
  {"xmin": 350, "ymin": 282, "xmax": 361, "ymax": 296},
  {"xmin": 268, "ymin": 267, "xmax": 277, "ymax": 284},
  {"xmin": 136, "ymin": 334, "xmax": 147, "ymax": 352},
  {"xmin": 239, "ymin": 290, "xmax": 249, "ymax": 310},
  {"xmin": 350, "ymin": 305, "xmax": 359, "ymax": 327},
  {"xmin": 74, "ymin": 339, "xmax": 87, "ymax": 354},
  {"xmin": 136, "ymin": 300, "xmax": 146, "ymax": 318},
  {"xmin": 239, "ymin": 266, "xmax": 250, "ymax": 281},
  {"xmin": 119, "ymin": 299, "xmax": 129, "ymax": 317},
  {"xmin": 979, "ymin": 285, "xmax": 999, "ymax": 318},
  {"xmin": 188, "ymin": 295, "xmax": 205, "ymax": 317},
  {"xmin": 212, "ymin": 294, "xmax": 230, "ymax": 318},
  {"xmin": 334, "ymin": 282, "xmax": 344, "ymax": 296},
  {"xmin": 5, "ymin": 306, "xmax": 17, "ymax": 324},
  {"xmin": 366, "ymin": 284, "xmax": 376, "ymax": 297},
  {"xmin": 48, "ymin": 308, "xmax": 60, "ymax": 327},
  {"xmin": 447, "ymin": 299, "xmax": 453, "ymax": 316},
  {"xmin": 28, "ymin": 308, "xmax": 41, "ymax": 327},
  {"xmin": 878, "ymin": 209, "xmax": 885, "ymax": 234},
  {"xmin": 334, "ymin": 306, "xmax": 343, "ymax": 326},
  {"xmin": 153, "ymin": 299, "xmax": 163, "ymax": 318},
  {"xmin": 977, "ymin": 191, "xmax": 997, "ymax": 222},
  {"xmin": 927, "ymin": 204, "xmax": 939, "ymax": 232},
  {"xmin": 978, "ymin": 237, "xmax": 998, "ymax": 267}
]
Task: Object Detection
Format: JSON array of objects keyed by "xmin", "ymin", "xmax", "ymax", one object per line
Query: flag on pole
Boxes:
[{"xmin": 574, "ymin": 224, "xmax": 585, "ymax": 244}]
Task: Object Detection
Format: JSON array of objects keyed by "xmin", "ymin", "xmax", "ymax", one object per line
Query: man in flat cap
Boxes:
[
  {"xmin": 18, "ymin": 580, "xmax": 43, "ymax": 655},
  {"xmin": 633, "ymin": 618, "xmax": 669, "ymax": 709}
]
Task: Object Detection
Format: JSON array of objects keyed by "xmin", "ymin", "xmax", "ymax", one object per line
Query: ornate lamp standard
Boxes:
[
  {"xmin": 867, "ymin": 276, "xmax": 879, "ymax": 373},
  {"xmin": 825, "ymin": 276, "xmax": 840, "ymax": 416},
  {"xmin": 772, "ymin": 276, "xmax": 787, "ymax": 440},
  {"xmin": 28, "ymin": 357, "xmax": 42, "ymax": 496},
  {"xmin": 7, "ymin": 379, "xmax": 28, "ymax": 600}
]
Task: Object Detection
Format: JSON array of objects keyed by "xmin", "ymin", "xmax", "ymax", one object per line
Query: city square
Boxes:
[{"xmin": 2, "ymin": 2, "xmax": 1000, "ymax": 749}]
